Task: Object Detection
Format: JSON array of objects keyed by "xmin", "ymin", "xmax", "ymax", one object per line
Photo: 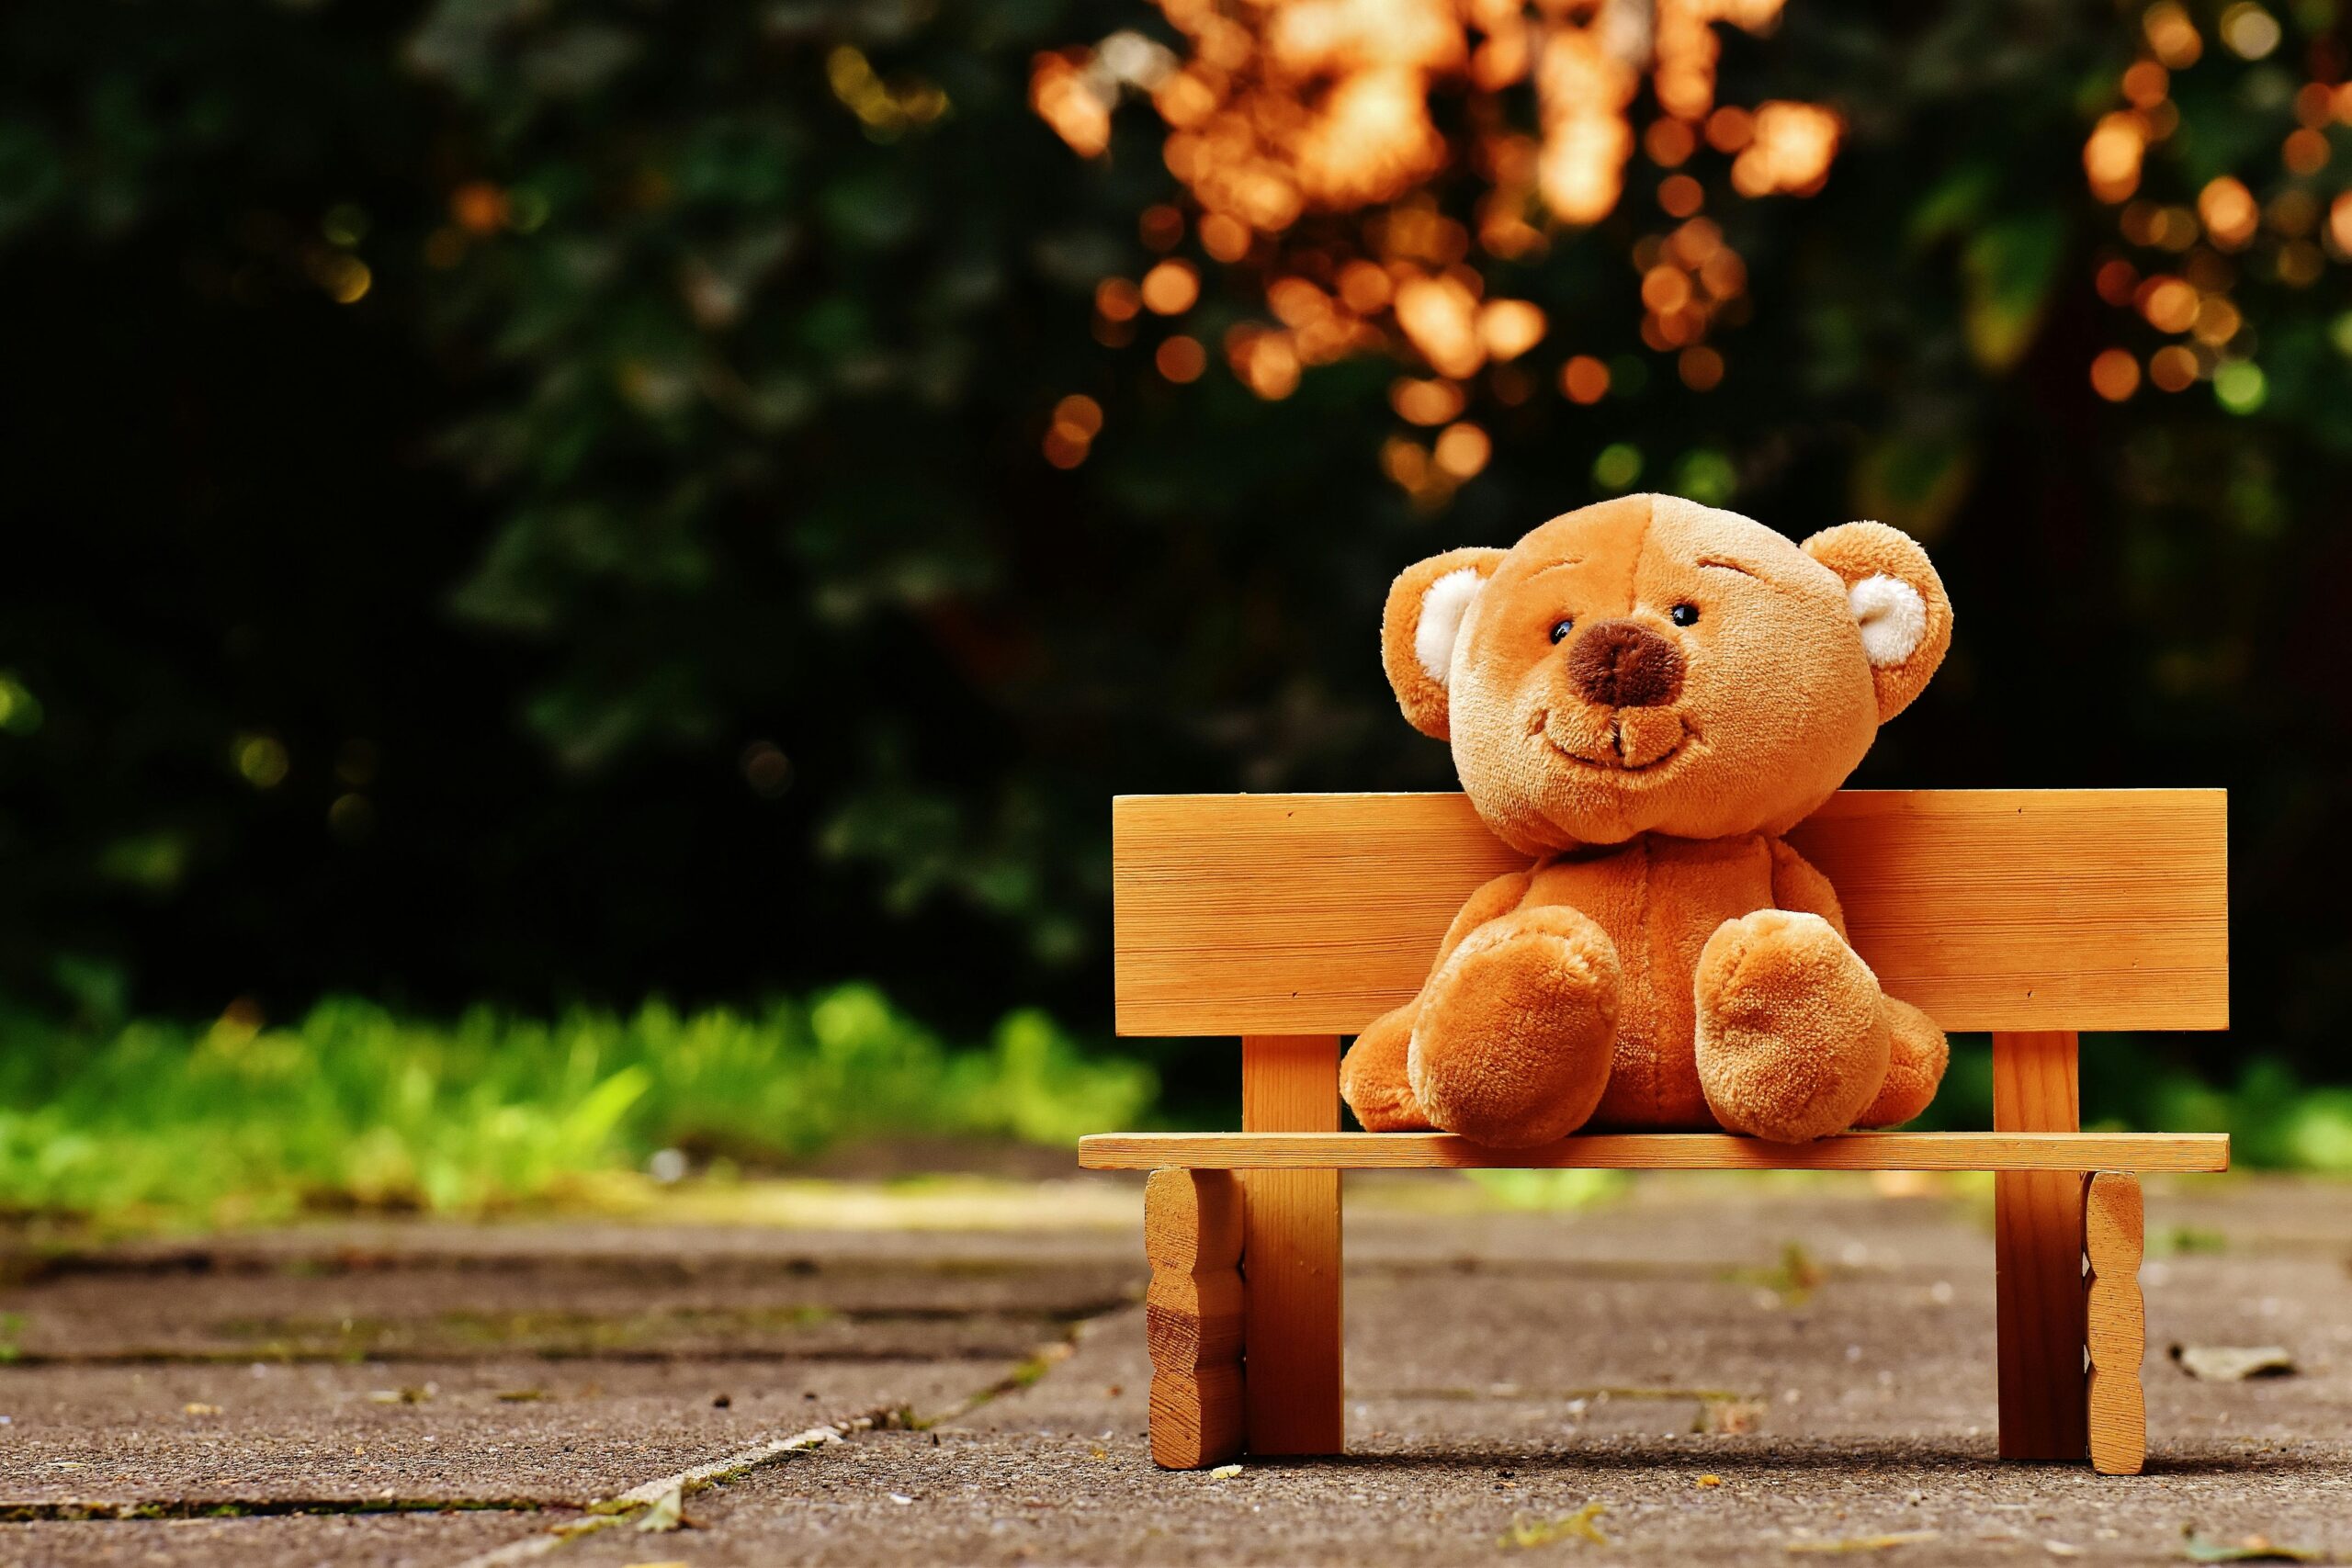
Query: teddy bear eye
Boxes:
[
  {"xmin": 1548, "ymin": 618, "xmax": 1575, "ymax": 644},
  {"xmin": 1669, "ymin": 604, "xmax": 1700, "ymax": 627}
]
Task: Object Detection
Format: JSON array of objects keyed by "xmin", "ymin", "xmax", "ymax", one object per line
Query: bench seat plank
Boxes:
[{"xmin": 1080, "ymin": 1131, "xmax": 2229, "ymax": 1173}]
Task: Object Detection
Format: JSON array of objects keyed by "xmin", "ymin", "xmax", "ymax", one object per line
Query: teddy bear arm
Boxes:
[
  {"xmin": 1432, "ymin": 869, "xmax": 1536, "ymax": 970},
  {"xmin": 1766, "ymin": 838, "xmax": 1849, "ymax": 942}
]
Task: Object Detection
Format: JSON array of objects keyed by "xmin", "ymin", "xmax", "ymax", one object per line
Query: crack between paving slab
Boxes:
[
  {"xmin": 5, "ymin": 1248, "xmax": 1133, "ymax": 1284},
  {"xmin": 1, "ymin": 1298, "xmax": 1137, "ymax": 1367},
  {"xmin": 0, "ymin": 1497, "xmax": 549, "ymax": 1522},
  {"xmin": 440, "ymin": 1312, "xmax": 1116, "ymax": 1564},
  {"xmin": 0, "ymin": 1344, "xmax": 1062, "ymax": 1368},
  {"xmin": 441, "ymin": 1411, "xmax": 892, "ymax": 1567}
]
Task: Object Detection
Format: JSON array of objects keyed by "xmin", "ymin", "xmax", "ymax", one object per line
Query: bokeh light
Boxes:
[
  {"xmin": 2090, "ymin": 348, "xmax": 2142, "ymax": 401},
  {"xmin": 1037, "ymin": 0, "xmax": 1843, "ymax": 498},
  {"xmin": 2081, "ymin": 2, "xmax": 2352, "ymax": 416}
]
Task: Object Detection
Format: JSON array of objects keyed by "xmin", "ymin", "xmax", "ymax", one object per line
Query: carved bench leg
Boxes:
[
  {"xmin": 2085, "ymin": 1171, "xmax": 2148, "ymax": 1475},
  {"xmin": 1145, "ymin": 1168, "xmax": 1245, "ymax": 1469}
]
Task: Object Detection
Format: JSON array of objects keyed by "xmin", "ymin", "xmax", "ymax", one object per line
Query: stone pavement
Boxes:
[{"xmin": 1, "ymin": 1171, "xmax": 2346, "ymax": 1565}]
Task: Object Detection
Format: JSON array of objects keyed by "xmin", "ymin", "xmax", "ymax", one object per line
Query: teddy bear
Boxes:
[{"xmin": 1339, "ymin": 492, "xmax": 1953, "ymax": 1146}]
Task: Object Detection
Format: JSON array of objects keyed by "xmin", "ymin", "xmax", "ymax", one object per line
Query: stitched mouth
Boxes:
[{"xmin": 1542, "ymin": 715, "xmax": 1691, "ymax": 773}]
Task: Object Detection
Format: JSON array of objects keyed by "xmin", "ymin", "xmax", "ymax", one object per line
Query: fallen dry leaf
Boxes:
[
  {"xmin": 1208, "ymin": 1463, "xmax": 1243, "ymax": 1480},
  {"xmin": 1500, "ymin": 1501, "xmax": 1609, "ymax": 1549},
  {"xmin": 1699, "ymin": 1397, "xmax": 1768, "ymax": 1435},
  {"xmin": 1786, "ymin": 1530, "xmax": 1941, "ymax": 1554},
  {"xmin": 635, "ymin": 1484, "xmax": 688, "ymax": 1533},
  {"xmin": 2171, "ymin": 1346, "xmax": 2297, "ymax": 1382},
  {"xmin": 367, "ymin": 1386, "xmax": 433, "ymax": 1404},
  {"xmin": 1726, "ymin": 1242, "xmax": 1826, "ymax": 1306},
  {"xmin": 2181, "ymin": 1529, "xmax": 2326, "ymax": 1563},
  {"xmin": 1697, "ymin": 1473, "xmax": 1724, "ymax": 1488}
]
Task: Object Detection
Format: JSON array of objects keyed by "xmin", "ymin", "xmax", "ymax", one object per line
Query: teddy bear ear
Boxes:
[
  {"xmin": 1382, "ymin": 547, "xmax": 1507, "ymax": 740},
  {"xmin": 1800, "ymin": 521, "xmax": 1953, "ymax": 724}
]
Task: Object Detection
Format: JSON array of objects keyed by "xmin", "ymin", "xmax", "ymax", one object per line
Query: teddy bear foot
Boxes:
[
  {"xmin": 1341, "ymin": 1002, "xmax": 1433, "ymax": 1132},
  {"xmin": 1855, "ymin": 997, "xmax": 1948, "ymax": 1127},
  {"xmin": 1407, "ymin": 906, "xmax": 1621, "ymax": 1147},
  {"xmin": 1694, "ymin": 909, "xmax": 1893, "ymax": 1144}
]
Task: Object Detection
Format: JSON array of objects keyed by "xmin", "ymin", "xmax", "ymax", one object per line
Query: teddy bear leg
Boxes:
[
  {"xmin": 1406, "ymin": 906, "xmax": 1621, "ymax": 1148},
  {"xmin": 1855, "ymin": 997, "xmax": 1948, "ymax": 1128},
  {"xmin": 1694, "ymin": 909, "xmax": 1892, "ymax": 1144},
  {"xmin": 1340, "ymin": 1002, "xmax": 1431, "ymax": 1132}
]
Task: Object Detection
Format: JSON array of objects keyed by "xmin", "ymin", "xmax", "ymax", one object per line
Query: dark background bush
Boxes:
[{"xmin": 2, "ymin": 0, "xmax": 2344, "ymax": 1097}]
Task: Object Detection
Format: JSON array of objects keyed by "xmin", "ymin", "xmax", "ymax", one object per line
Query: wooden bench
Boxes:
[{"xmin": 1080, "ymin": 789, "xmax": 2229, "ymax": 1475}]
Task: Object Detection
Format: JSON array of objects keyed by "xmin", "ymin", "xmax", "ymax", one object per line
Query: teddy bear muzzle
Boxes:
[{"xmin": 1564, "ymin": 619, "xmax": 1685, "ymax": 709}]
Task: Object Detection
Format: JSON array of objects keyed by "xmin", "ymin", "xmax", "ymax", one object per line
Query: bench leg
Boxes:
[
  {"xmin": 1993, "ymin": 1031, "xmax": 2089, "ymax": 1461},
  {"xmin": 2085, "ymin": 1172, "xmax": 2147, "ymax": 1475},
  {"xmin": 1240, "ymin": 1034, "xmax": 1345, "ymax": 1456},
  {"xmin": 1144, "ymin": 1168, "xmax": 1245, "ymax": 1469}
]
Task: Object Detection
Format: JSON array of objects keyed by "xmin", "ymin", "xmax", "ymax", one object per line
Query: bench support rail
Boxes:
[
  {"xmin": 1994, "ymin": 1030, "xmax": 2091, "ymax": 1461},
  {"xmin": 1238, "ymin": 1034, "xmax": 1345, "ymax": 1457}
]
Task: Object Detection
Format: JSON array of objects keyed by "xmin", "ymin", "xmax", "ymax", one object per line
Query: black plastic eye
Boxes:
[
  {"xmin": 1669, "ymin": 604, "xmax": 1700, "ymax": 627},
  {"xmin": 1549, "ymin": 618, "xmax": 1575, "ymax": 644}
]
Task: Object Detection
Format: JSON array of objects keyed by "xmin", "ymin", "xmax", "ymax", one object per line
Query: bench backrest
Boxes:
[{"xmin": 1112, "ymin": 790, "xmax": 2226, "ymax": 1037}]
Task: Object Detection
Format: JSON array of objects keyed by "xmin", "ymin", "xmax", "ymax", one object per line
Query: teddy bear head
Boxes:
[{"xmin": 1383, "ymin": 493, "xmax": 1951, "ymax": 855}]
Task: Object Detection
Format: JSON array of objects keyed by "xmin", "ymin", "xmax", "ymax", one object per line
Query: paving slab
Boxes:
[
  {"xmin": 0, "ymin": 1357, "xmax": 985, "ymax": 1506},
  {"xmin": 2, "ymin": 1171, "xmax": 2347, "ymax": 1566},
  {"xmin": 0, "ymin": 1510, "xmax": 528, "ymax": 1568},
  {"xmin": 509, "ymin": 1176, "xmax": 2352, "ymax": 1568}
]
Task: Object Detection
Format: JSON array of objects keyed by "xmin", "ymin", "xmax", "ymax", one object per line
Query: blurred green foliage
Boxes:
[
  {"xmin": 0, "ymin": 0, "xmax": 2346, "ymax": 1123},
  {"xmin": 1917, "ymin": 1035, "xmax": 2352, "ymax": 1170},
  {"xmin": 0, "ymin": 987, "xmax": 1153, "ymax": 1224}
]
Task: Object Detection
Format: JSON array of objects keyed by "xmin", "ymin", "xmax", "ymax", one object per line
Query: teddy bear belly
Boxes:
[{"xmin": 1522, "ymin": 834, "xmax": 1779, "ymax": 1130}]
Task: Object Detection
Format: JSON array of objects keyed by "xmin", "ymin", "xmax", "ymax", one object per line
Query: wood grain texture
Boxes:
[
  {"xmin": 1994, "ymin": 1031, "xmax": 2090, "ymax": 1463},
  {"xmin": 1112, "ymin": 790, "xmax": 2226, "ymax": 1036},
  {"xmin": 1080, "ymin": 1130, "xmax": 2229, "ymax": 1172},
  {"xmin": 2085, "ymin": 1172, "xmax": 2148, "ymax": 1477},
  {"xmin": 1145, "ymin": 1166, "xmax": 1244, "ymax": 1272},
  {"xmin": 1143, "ymin": 1169, "xmax": 1244, "ymax": 1470},
  {"xmin": 1148, "ymin": 1366, "xmax": 1243, "ymax": 1471},
  {"xmin": 1239, "ymin": 1035, "xmax": 1344, "ymax": 1458},
  {"xmin": 1148, "ymin": 1269, "xmax": 1245, "ymax": 1370}
]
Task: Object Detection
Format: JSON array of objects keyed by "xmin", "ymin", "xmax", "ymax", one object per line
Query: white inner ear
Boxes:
[
  {"xmin": 1414, "ymin": 567, "xmax": 1486, "ymax": 686},
  {"xmin": 1849, "ymin": 573, "xmax": 1928, "ymax": 668}
]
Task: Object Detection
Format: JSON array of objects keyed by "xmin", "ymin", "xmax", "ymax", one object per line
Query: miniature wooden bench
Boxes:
[{"xmin": 1080, "ymin": 789, "xmax": 2229, "ymax": 1476}]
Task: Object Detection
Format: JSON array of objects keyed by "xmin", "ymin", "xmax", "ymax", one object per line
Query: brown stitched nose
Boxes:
[{"xmin": 1566, "ymin": 618, "xmax": 1686, "ymax": 708}]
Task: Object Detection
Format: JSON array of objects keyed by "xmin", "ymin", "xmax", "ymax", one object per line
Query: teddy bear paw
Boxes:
[
  {"xmin": 1694, "ymin": 909, "xmax": 1892, "ymax": 1144},
  {"xmin": 1407, "ymin": 906, "xmax": 1621, "ymax": 1147}
]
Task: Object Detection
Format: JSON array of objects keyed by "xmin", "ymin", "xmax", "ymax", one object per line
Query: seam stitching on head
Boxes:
[{"xmin": 1623, "ymin": 493, "xmax": 1655, "ymax": 610}]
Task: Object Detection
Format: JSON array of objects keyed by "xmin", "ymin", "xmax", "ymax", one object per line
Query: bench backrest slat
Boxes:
[{"xmin": 1112, "ymin": 789, "xmax": 2226, "ymax": 1037}]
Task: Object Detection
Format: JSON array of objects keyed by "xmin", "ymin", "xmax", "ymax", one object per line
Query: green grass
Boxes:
[
  {"xmin": 0, "ymin": 987, "xmax": 1154, "ymax": 1226},
  {"xmin": 5, "ymin": 994, "xmax": 2345, "ymax": 1233}
]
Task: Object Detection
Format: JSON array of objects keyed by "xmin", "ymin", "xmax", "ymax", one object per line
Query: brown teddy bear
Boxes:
[{"xmin": 1340, "ymin": 492, "xmax": 1953, "ymax": 1146}]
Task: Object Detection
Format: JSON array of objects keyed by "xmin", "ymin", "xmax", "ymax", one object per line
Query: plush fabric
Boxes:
[{"xmin": 1343, "ymin": 494, "xmax": 1953, "ymax": 1146}]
